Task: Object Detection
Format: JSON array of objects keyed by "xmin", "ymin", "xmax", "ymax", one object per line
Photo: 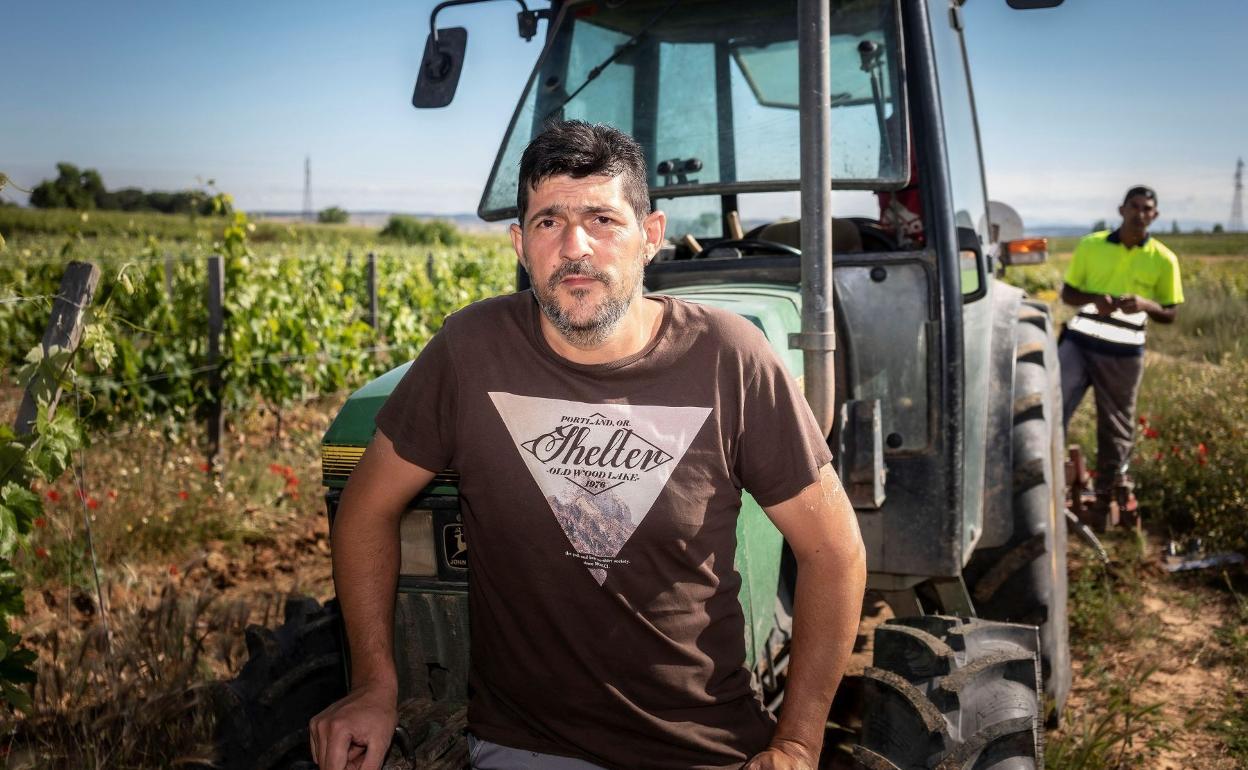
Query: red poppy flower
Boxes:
[
  {"xmin": 1197, "ymin": 443, "xmax": 1208, "ymax": 457},
  {"xmin": 107, "ymin": 490, "xmax": 118, "ymax": 501},
  {"xmin": 87, "ymin": 497, "xmax": 100, "ymax": 510},
  {"xmin": 268, "ymin": 463, "xmax": 283, "ymax": 474},
  {"xmin": 169, "ymin": 565, "xmax": 179, "ymax": 576},
  {"xmin": 1142, "ymin": 427, "xmax": 1159, "ymax": 439},
  {"xmin": 46, "ymin": 490, "xmax": 61, "ymax": 502},
  {"xmin": 1138, "ymin": 415, "xmax": 1149, "ymax": 427},
  {"xmin": 198, "ymin": 462, "xmax": 211, "ymax": 473},
  {"xmin": 177, "ymin": 490, "xmax": 189, "ymax": 501},
  {"xmin": 1154, "ymin": 451, "xmax": 1163, "ymax": 461},
  {"xmin": 35, "ymin": 547, "xmax": 48, "ymax": 559},
  {"xmin": 34, "ymin": 517, "xmax": 47, "ymax": 529}
]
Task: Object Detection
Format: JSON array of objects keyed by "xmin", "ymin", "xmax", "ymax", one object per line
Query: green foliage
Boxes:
[
  {"xmin": 0, "ymin": 205, "xmax": 412, "ymax": 247},
  {"xmin": 317, "ymin": 206, "xmax": 350, "ymax": 224},
  {"xmin": 26, "ymin": 163, "xmax": 231, "ymax": 217},
  {"xmin": 1, "ymin": 209, "xmax": 514, "ymax": 431},
  {"xmin": 380, "ymin": 214, "xmax": 461, "ymax": 246},
  {"xmin": 1067, "ymin": 533, "xmax": 1151, "ymax": 652},
  {"xmin": 29, "ymin": 163, "xmax": 100, "ymax": 211},
  {"xmin": 1132, "ymin": 358, "xmax": 1248, "ymax": 554},
  {"xmin": 0, "ymin": 345, "xmax": 92, "ymax": 713}
]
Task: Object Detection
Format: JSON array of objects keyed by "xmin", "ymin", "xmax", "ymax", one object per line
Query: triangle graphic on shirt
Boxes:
[{"xmin": 489, "ymin": 392, "xmax": 712, "ymax": 585}]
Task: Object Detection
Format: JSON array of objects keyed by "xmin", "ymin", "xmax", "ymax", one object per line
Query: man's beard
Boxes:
[{"xmin": 528, "ymin": 256, "xmax": 644, "ymax": 348}]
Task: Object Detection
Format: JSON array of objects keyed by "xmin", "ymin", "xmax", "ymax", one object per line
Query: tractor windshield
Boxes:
[{"xmin": 479, "ymin": 0, "xmax": 907, "ymax": 221}]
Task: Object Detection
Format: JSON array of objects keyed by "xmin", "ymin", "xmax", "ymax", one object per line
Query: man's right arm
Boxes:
[
  {"xmin": 310, "ymin": 431, "xmax": 436, "ymax": 770},
  {"xmin": 1060, "ymin": 282, "xmax": 1115, "ymax": 315}
]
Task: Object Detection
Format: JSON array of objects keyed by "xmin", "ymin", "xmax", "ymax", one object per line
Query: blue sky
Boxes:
[{"xmin": 3, "ymin": 0, "xmax": 1245, "ymax": 229}]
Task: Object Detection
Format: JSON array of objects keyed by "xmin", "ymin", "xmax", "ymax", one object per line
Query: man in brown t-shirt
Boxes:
[{"xmin": 310, "ymin": 121, "xmax": 867, "ymax": 770}]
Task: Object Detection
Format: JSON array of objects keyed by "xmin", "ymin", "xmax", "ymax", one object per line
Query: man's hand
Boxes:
[
  {"xmin": 744, "ymin": 740, "xmax": 817, "ymax": 769},
  {"xmin": 309, "ymin": 683, "xmax": 398, "ymax": 770},
  {"xmin": 1114, "ymin": 293, "xmax": 1154, "ymax": 314},
  {"xmin": 1092, "ymin": 293, "xmax": 1117, "ymax": 315},
  {"xmin": 1061, "ymin": 282, "xmax": 1115, "ymax": 314}
]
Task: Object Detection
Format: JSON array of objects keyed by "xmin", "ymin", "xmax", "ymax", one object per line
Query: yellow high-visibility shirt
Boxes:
[
  {"xmin": 1064, "ymin": 230, "xmax": 1184, "ymax": 306},
  {"xmin": 1062, "ymin": 230, "xmax": 1184, "ymax": 353}
]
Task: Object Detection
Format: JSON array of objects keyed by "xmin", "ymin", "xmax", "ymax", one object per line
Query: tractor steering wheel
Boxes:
[{"xmin": 697, "ymin": 238, "xmax": 802, "ymax": 258}]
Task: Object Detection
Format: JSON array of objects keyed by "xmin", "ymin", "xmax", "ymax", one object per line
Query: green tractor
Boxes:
[{"xmin": 215, "ymin": 0, "xmax": 1070, "ymax": 767}]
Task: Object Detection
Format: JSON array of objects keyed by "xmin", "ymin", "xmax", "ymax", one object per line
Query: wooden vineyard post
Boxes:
[
  {"xmin": 164, "ymin": 252, "xmax": 175, "ymax": 301},
  {"xmin": 14, "ymin": 261, "xmax": 101, "ymax": 435},
  {"xmin": 206, "ymin": 255, "xmax": 225, "ymax": 469},
  {"xmin": 426, "ymin": 252, "xmax": 435, "ymax": 284},
  {"xmin": 366, "ymin": 251, "xmax": 378, "ymax": 329}
]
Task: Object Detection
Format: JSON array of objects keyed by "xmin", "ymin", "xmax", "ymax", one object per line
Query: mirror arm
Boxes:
[{"xmin": 430, "ymin": 0, "xmax": 546, "ymax": 45}]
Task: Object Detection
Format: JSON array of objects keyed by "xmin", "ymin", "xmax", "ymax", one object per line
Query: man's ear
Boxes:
[
  {"xmin": 641, "ymin": 210, "xmax": 667, "ymax": 260},
  {"xmin": 1118, "ymin": 203, "xmax": 1128, "ymax": 221},
  {"xmin": 510, "ymin": 222, "xmax": 527, "ymax": 269}
]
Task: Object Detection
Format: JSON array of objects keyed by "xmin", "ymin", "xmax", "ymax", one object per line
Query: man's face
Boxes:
[
  {"xmin": 1119, "ymin": 194, "xmax": 1159, "ymax": 233},
  {"xmin": 510, "ymin": 174, "xmax": 663, "ymax": 346}
]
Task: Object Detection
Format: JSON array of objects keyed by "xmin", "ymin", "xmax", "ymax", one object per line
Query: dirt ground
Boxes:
[
  {"xmin": 8, "ymin": 402, "xmax": 1246, "ymax": 768},
  {"xmin": 1056, "ymin": 537, "xmax": 1247, "ymax": 769}
]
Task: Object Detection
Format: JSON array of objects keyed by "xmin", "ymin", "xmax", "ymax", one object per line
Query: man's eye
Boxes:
[{"xmin": 594, "ymin": 215, "xmax": 613, "ymax": 225}]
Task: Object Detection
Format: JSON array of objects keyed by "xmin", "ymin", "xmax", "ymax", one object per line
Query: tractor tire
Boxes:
[
  {"xmin": 212, "ymin": 596, "xmax": 348, "ymax": 770},
  {"xmin": 963, "ymin": 301, "xmax": 1071, "ymax": 720},
  {"xmin": 853, "ymin": 616, "xmax": 1043, "ymax": 769}
]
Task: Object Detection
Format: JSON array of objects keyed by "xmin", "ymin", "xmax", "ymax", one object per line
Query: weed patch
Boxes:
[{"xmin": 1046, "ymin": 662, "xmax": 1179, "ymax": 770}]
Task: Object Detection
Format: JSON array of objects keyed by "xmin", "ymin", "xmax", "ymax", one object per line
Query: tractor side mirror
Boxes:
[
  {"xmin": 413, "ymin": 27, "xmax": 467, "ymax": 109},
  {"xmin": 1006, "ymin": 0, "xmax": 1063, "ymax": 8}
]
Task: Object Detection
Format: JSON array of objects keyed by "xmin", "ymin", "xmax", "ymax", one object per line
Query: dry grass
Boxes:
[{"xmin": 0, "ymin": 399, "xmax": 338, "ymax": 768}]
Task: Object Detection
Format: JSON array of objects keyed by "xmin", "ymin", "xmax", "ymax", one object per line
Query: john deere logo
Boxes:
[{"xmin": 442, "ymin": 523, "xmax": 467, "ymax": 570}]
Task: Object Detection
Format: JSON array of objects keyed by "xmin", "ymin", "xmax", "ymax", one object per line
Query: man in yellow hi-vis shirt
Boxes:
[{"xmin": 1059, "ymin": 185, "xmax": 1184, "ymax": 518}]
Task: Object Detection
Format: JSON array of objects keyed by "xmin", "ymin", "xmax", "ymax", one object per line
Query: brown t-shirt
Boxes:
[{"xmin": 375, "ymin": 291, "xmax": 831, "ymax": 769}]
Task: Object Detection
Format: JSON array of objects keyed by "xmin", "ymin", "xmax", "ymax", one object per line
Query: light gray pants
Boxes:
[
  {"xmin": 468, "ymin": 735, "xmax": 608, "ymax": 770},
  {"xmin": 1059, "ymin": 336, "xmax": 1145, "ymax": 493}
]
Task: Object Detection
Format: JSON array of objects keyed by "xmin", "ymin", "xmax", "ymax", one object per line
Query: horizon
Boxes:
[{"xmin": 4, "ymin": 0, "xmax": 1246, "ymax": 231}]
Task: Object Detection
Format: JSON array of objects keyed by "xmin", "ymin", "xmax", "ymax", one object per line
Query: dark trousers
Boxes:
[{"xmin": 1059, "ymin": 337, "xmax": 1145, "ymax": 494}]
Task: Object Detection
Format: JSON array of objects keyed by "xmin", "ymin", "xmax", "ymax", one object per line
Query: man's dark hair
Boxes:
[
  {"xmin": 1123, "ymin": 185, "xmax": 1158, "ymax": 206},
  {"xmin": 516, "ymin": 120, "xmax": 651, "ymax": 224}
]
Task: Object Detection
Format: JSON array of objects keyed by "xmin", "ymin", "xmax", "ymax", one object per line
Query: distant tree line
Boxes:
[
  {"xmin": 317, "ymin": 206, "xmax": 350, "ymax": 224},
  {"xmin": 28, "ymin": 163, "xmax": 232, "ymax": 216}
]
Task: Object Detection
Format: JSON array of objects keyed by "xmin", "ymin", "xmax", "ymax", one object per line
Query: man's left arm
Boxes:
[
  {"xmin": 745, "ymin": 464, "xmax": 867, "ymax": 770},
  {"xmin": 1115, "ymin": 294, "xmax": 1178, "ymax": 324},
  {"xmin": 1118, "ymin": 247, "xmax": 1183, "ymax": 323}
]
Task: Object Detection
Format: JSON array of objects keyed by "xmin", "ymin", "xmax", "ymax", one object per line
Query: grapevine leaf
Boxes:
[{"xmin": 0, "ymin": 506, "xmax": 17, "ymax": 560}]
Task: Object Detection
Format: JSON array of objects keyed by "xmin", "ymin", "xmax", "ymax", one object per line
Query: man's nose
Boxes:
[{"xmin": 560, "ymin": 223, "xmax": 592, "ymax": 260}]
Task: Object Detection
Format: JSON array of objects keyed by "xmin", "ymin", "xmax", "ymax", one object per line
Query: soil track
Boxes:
[{"xmin": 1054, "ymin": 537, "xmax": 1246, "ymax": 768}]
